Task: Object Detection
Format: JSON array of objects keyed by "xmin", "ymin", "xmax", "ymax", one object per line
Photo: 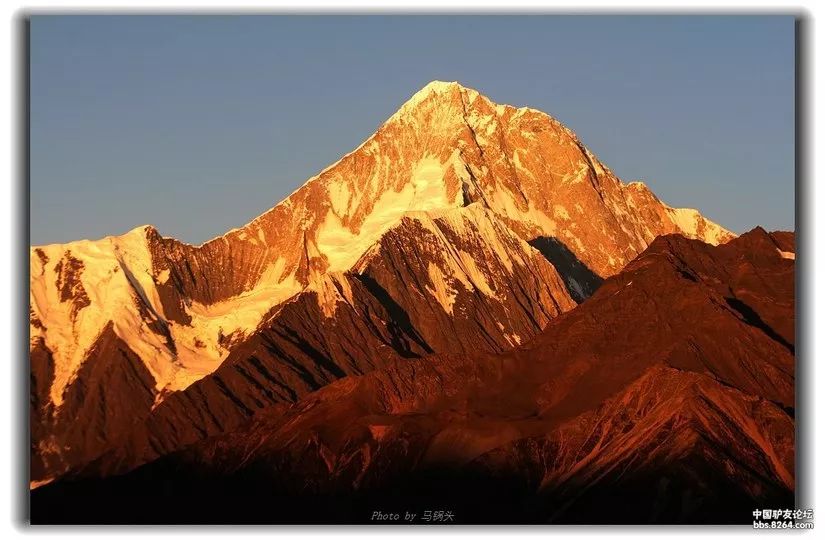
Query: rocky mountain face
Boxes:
[
  {"xmin": 31, "ymin": 228, "xmax": 794, "ymax": 524},
  {"xmin": 29, "ymin": 81, "xmax": 747, "ymax": 517},
  {"xmin": 65, "ymin": 204, "xmax": 579, "ymax": 479}
]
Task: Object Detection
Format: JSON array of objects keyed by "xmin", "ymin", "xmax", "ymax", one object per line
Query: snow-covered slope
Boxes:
[{"xmin": 30, "ymin": 226, "xmax": 302, "ymax": 407}]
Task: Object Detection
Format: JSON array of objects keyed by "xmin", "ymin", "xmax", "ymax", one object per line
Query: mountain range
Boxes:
[{"xmin": 29, "ymin": 81, "xmax": 792, "ymax": 524}]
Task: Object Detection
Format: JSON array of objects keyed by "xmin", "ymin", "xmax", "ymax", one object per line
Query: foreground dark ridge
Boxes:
[{"xmin": 32, "ymin": 228, "xmax": 794, "ymax": 524}]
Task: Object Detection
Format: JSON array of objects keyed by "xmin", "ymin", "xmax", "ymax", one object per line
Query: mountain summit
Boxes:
[{"xmin": 30, "ymin": 81, "xmax": 733, "ymax": 485}]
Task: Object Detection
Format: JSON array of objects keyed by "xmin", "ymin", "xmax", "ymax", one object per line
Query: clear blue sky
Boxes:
[{"xmin": 30, "ymin": 15, "xmax": 795, "ymax": 245}]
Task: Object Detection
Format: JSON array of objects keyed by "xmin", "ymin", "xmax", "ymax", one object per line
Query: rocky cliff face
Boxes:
[
  {"xmin": 30, "ymin": 81, "xmax": 733, "ymax": 486},
  {"xmin": 57, "ymin": 203, "xmax": 578, "ymax": 478}
]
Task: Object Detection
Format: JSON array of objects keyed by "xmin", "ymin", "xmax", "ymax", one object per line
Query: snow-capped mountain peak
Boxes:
[{"xmin": 31, "ymin": 82, "xmax": 734, "ymax": 482}]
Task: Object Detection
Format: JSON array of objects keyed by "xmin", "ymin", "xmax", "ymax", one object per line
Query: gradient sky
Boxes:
[{"xmin": 30, "ymin": 15, "xmax": 795, "ymax": 246}]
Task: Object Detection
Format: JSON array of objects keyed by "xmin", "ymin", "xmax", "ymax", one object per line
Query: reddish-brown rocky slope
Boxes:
[{"xmin": 32, "ymin": 229, "xmax": 793, "ymax": 524}]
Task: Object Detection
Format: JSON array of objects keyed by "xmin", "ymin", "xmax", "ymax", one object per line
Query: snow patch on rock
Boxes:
[
  {"xmin": 426, "ymin": 262, "xmax": 459, "ymax": 314},
  {"xmin": 316, "ymin": 153, "xmax": 462, "ymax": 272},
  {"xmin": 667, "ymin": 207, "xmax": 732, "ymax": 245},
  {"xmin": 308, "ymin": 272, "xmax": 355, "ymax": 318}
]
